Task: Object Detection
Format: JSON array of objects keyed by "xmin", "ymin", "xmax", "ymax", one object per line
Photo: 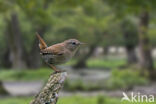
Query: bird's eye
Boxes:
[{"xmin": 72, "ymin": 42, "xmax": 76, "ymax": 45}]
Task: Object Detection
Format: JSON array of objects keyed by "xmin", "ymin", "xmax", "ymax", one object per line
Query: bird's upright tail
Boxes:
[{"xmin": 36, "ymin": 32, "xmax": 47, "ymax": 50}]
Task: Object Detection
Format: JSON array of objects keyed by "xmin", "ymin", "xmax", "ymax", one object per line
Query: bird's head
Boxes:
[{"xmin": 64, "ymin": 39, "xmax": 85, "ymax": 52}]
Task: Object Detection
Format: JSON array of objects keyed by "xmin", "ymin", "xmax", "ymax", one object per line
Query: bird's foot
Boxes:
[
  {"xmin": 54, "ymin": 70, "xmax": 66, "ymax": 74},
  {"xmin": 54, "ymin": 70, "xmax": 62, "ymax": 74}
]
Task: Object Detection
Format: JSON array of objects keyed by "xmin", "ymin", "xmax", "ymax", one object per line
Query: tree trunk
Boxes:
[
  {"xmin": 138, "ymin": 11, "xmax": 156, "ymax": 79},
  {"xmin": 0, "ymin": 81, "xmax": 9, "ymax": 95},
  {"xmin": 126, "ymin": 46, "xmax": 137, "ymax": 64},
  {"xmin": 73, "ymin": 45, "xmax": 96, "ymax": 69},
  {"xmin": 103, "ymin": 46, "xmax": 109, "ymax": 56},
  {"xmin": 121, "ymin": 19, "xmax": 138, "ymax": 65},
  {"xmin": 1, "ymin": 49, "xmax": 11, "ymax": 68},
  {"xmin": 6, "ymin": 12, "xmax": 27, "ymax": 69}
]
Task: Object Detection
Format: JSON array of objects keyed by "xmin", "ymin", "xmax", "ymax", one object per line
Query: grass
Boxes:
[
  {"xmin": 0, "ymin": 96, "xmax": 155, "ymax": 104},
  {"xmin": 0, "ymin": 68, "xmax": 52, "ymax": 81},
  {"xmin": 0, "ymin": 58, "xmax": 155, "ymax": 81},
  {"xmin": 87, "ymin": 58, "xmax": 126, "ymax": 69},
  {"xmin": 66, "ymin": 57, "xmax": 126, "ymax": 69},
  {"xmin": 64, "ymin": 79, "xmax": 104, "ymax": 91},
  {"xmin": 0, "ymin": 58, "xmax": 126, "ymax": 81},
  {"xmin": 106, "ymin": 69, "xmax": 148, "ymax": 90},
  {"xmin": 0, "ymin": 97, "xmax": 31, "ymax": 104}
]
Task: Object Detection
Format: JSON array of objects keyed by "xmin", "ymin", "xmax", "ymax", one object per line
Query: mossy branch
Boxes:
[{"xmin": 30, "ymin": 72, "xmax": 67, "ymax": 104}]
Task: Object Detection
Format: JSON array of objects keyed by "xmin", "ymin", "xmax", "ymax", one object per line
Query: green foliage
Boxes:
[
  {"xmin": 106, "ymin": 69, "xmax": 148, "ymax": 90},
  {"xmin": 0, "ymin": 0, "xmax": 155, "ymax": 81},
  {"xmin": 87, "ymin": 58, "xmax": 126, "ymax": 69},
  {"xmin": 97, "ymin": 95, "xmax": 106, "ymax": 104},
  {"xmin": 0, "ymin": 97, "xmax": 32, "ymax": 104},
  {"xmin": 64, "ymin": 80, "xmax": 84, "ymax": 91},
  {"xmin": 104, "ymin": 0, "xmax": 156, "ymax": 16},
  {"xmin": 0, "ymin": 68, "xmax": 52, "ymax": 81},
  {"xmin": 66, "ymin": 58, "xmax": 126, "ymax": 69},
  {"xmin": 0, "ymin": 58, "xmax": 126, "ymax": 81},
  {"xmin": 121, "ymin": 18, "xmax": 138, "ymax": 46},
  {"xmin": 149, "ymin": 27, "xmax": 156, "ymax": 46},
  {"xmin": 16, "ymin": 0, "xmax": 53, "ymax": 25},
  {"xmin": 0, "ymin": 0, "xmax": 13, "ymax": 13}
]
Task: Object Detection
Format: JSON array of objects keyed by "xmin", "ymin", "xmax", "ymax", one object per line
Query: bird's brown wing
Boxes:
[{"xmin": 41, "ymin": 43, "xmax": 65, "ymax": 56}]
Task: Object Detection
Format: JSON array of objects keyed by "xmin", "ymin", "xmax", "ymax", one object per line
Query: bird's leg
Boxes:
[
  {"xmin": 45, "ymin": 62, "xmax": 61, "ymax": 72},
  {"xmin": 48, "ymin": 64, "xmax": 61, "ymax": 73}
]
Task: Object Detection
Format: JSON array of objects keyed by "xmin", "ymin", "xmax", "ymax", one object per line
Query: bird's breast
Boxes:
[{"xmin": 42, "ymin": 51, "xmax": 72, "ymax": 65}]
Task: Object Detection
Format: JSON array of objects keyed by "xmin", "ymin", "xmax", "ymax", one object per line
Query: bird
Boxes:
[{"xmin": 36, "ymin": 33, "xmax": 85, "ymax": 72}]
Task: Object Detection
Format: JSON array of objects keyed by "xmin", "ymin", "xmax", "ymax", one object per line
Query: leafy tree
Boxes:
[
  {"xmin": 16, "ymin": 0, "xmax": 53, "ymax": 68},
  {"xmin": 104, "ymin": 0, "xmax": 156, "ymax": 79},
  {"xmin": 0, "ymin": 0, "xmax": 27, "ymax": 69},
  {"xmin": 72, "ymin": 0, "xmax": 116, "ymax": 68}
]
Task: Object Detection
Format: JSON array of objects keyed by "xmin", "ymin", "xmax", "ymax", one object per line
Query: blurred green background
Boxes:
[{"xmin": 0, "ymin": 0, "xmax": 156, "ymax": 104}]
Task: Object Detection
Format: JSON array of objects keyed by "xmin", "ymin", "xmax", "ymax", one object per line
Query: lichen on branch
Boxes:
[{"xmin": 30, "ymin": 72, "xmax": 67, "ymax": 104}]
